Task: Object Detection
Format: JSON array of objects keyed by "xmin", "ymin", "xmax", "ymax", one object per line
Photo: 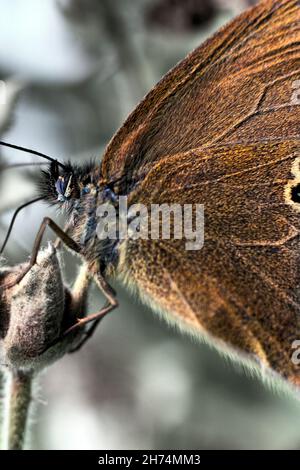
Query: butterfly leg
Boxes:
[
  {"xmin": 64, "ymin": 269, "xmax": 118, "ymax": 350},
  {"xmin": 2, "ymin": 217, "xmax": 81, "ymax": 289},
  {"xmin": 69, "ymin": 317, "xmax": 105, "ymax": 353},
  {"xmin": 3, "ymin": 216, "xmax": 118, "ymax": 349}
]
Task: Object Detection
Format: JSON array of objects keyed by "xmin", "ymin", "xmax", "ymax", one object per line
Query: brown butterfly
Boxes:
[{"xmin": 1, "ymin": 0, "xmax": 300, "ymax": 387}]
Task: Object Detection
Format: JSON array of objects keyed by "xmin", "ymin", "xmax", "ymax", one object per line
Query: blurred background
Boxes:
[{"xmin": 1, "ymin": 0, "xmax": 300, "ymax": 450}]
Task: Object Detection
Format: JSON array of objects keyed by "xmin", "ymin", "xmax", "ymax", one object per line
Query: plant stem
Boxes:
[{"xmin": 7, "ymin": 369, "xmax": 33, "ymax": 450}]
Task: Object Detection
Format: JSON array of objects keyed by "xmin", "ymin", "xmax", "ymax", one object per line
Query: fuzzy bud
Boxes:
[{"xmin": 0, "ymin": 244, "xmax": 89, "ymax": 372}]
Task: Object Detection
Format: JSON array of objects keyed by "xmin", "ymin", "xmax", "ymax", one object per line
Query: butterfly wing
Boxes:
[
  {"xmin": 101, "ymin": 0, "xmax": 300, "ymax": 190},
  {"xmin": 101, "ymin": 0, "xmax": 300, "ymax": 383},
  {"xmin": 122, "ymin": 140, "xmax": 300, "ymax": 383}
]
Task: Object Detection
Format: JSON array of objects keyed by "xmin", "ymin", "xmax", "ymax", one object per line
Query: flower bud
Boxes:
[{"xmin": 0, "ymin": 244, "xmax": 89, "ymax": 372}]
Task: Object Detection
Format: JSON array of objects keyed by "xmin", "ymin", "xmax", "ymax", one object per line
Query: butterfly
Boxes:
[{"xmin": 1, "ymin": 0, "xmax": 300, "ymax": 387}]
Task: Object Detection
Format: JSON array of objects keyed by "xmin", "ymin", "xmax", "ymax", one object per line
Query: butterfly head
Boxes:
[{"xmin": 38, "ymin": 160, "xmax": 97, "ymax": 207}]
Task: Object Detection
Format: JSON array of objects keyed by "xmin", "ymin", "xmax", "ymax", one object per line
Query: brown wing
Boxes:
[
  {"xmin": 101, "ymin": 0, "xmax": 300, "ymax": 190},
  {"xmin": 121, "ymin": 140, "xmax": 300, "ymax": 384},
  {"xmin": 103, "ymin": 0, "xmax": 300, "ymax": 385}
]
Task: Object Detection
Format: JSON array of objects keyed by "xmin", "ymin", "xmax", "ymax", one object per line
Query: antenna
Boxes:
[
  {"xmin": 0, "ymin": 141, "xmax": 66, "ymax": 170},
  {"xmin": 0, "ymin": 197, "xmax": 44, "ymax": 254}
]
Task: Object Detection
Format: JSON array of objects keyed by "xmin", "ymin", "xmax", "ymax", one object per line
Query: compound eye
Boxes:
[{"xmin": 55, "ymin": 174, "xmax": 73, "ymax": 200}]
